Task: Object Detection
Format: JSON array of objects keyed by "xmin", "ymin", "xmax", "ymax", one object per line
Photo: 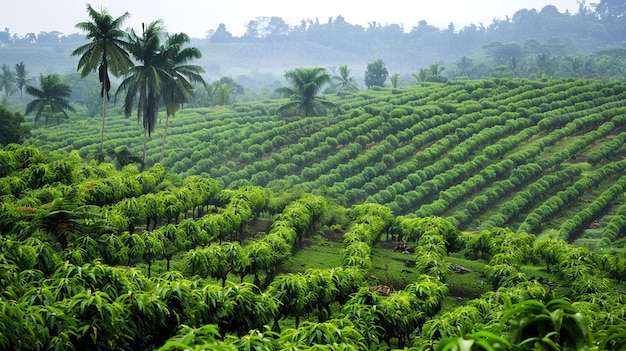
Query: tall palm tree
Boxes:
[
  {"xmin": 0, "ymin": 64, "xmax": 17, "ymax": 99},
  {"xmin": 72, "ymin": 4, "xmax": 133, "ymax": 157},
  {"xmin": 331, "ymin": 64, "xmax": 358, "ymax": 95},
  {"xmin": 14, "ymin": 62, "xmax": 31, "ymax": 99},
  {"xmin": 159, "ymin": 32, "xmax": 205, "ymax": 161},
  {"xmin": 25, "ymin": 74, "xmax": 75, "ymax": 125},
  {"xmin": 116, "ymin": 20, "xmax": 166, "ymax": 167},
  {"xmin": 275, "ymin": 67, "xmax": 338, "ymax": 117}
]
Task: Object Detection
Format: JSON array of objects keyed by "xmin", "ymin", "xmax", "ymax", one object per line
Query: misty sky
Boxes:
[{"xmin": 3, "ymin": 0, "xmax": 580, "ymax": 39}]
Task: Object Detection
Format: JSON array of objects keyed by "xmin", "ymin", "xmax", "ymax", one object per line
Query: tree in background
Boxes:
[
  {"xmin": 390, "ymin": 73, "xmax": 401, "ymax": 88},
  {"xmin": 594, "ymin": 0, "xmax": 626, "ymax": 42},
  {"xmin": 427, "ymin": 63, "xmax": 448, "ymax": 82},
  {"xmin": 412, "ymin": 68, "xmax": 429, "ymax": 83},
  {"xmin": 364, "ymin": 59, "xmax": 388, "ymax": 89},
  {"xmin": 208, "ymin": 23, "xmax": 233, "ymax": 42},
  {"xmin": 14, "ymin": 62, "xmax": 31, "ymax": 99},
  {"xmin": 0, "ymin": 105, "xmax": 30, "ymax": 145},
  {"xmin": 204, "ymin": 77, "xmax": 244, "ymax": 106},
  {"xmin": 25, "ymin": 74, "xmax": 75, "ymax": 125},
  {"xmin": 160, "ymin": 32, "xmax": 206, "ymax": 161},
  {"xmin": 275, "ymin": 67, "xmax": 338, "ymax": 117},
  {"xmin": 330, "ymin": 64, "xmax": 359, "ymax": 95},
  {"xmin": 72, "ymin": 4, "xmax": 133, "ymax": 159},
  {"xmin": 456, "ymin": 56, "xmax": 473, "ymax": 78},
  {"xmin": 0, "ymin": 64, "xmax": 17, "ymax": 100},
  {"xmin": 216, "ymin": 83, "xmax": 234, "ymax": 106}
]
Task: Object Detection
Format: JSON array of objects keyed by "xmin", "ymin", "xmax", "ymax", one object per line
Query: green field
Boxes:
[{"xmin": 2, "ymin": 78, "xmax": 626, "ymax": 350}]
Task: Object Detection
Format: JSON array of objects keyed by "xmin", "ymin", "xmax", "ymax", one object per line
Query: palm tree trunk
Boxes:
[
  {"xmin": 159, "ymin": 113, "xmax": 170, "ymax": 162},
  {"xmin": 142, "ymin": 129, "xmax": 147, "ymax": 171},
  {"xmin": 100, "ymin": 92, "xmax": 107, "ymax": 153}
]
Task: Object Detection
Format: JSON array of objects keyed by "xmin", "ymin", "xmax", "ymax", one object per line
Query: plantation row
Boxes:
[
  {"xmin": 26, "ymin": 78, "xmax": 626, "ymax": 246},
  {"xmin": 2, "ymin": 143, "xmax": 626, "ymax": 349}
]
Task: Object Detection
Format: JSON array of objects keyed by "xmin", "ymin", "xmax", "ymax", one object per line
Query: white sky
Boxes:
[{"xmin": 2, "ymin": 0, "xmax": 580, "ymax": 39}]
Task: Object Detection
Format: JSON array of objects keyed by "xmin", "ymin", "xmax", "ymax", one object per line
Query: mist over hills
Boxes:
[{"xmin": 1, "ymin": 2, "xmax": 625, "ymax": 88}]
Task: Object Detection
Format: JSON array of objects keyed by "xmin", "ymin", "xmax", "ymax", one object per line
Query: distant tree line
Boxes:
[
  {"xmin": 200, "ymin": 2, "xmax": 625, "ymax": 50},
  {"xmin": 2, "ymin": 1, "xmax": 624, "ymax": 56},
  {"xmin": 1, "ymin": 1, "xmax": 626, "ymax": 86}
]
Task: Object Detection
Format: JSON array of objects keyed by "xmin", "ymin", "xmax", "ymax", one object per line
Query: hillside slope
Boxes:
[{"xmin": 26, "ymin": 78, "xmax": 626, "ymax": 247}]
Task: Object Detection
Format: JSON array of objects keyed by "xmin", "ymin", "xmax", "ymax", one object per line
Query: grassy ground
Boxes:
[
  {"xmin": 283, "ymin": 234, "xmax": 344, "ymax": 273},
  {"xmin": 288, "ymin": 231, "xmax": 499, "ymax": 312}
]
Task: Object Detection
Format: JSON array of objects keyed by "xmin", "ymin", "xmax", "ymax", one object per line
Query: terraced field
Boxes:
[
  {"xmin": 3, "ymin": 78, "xmax": 626, "ymax": 350},
  {"xmin": 26, "ymin": 78, "xmax": 626, "ymax": 248}
]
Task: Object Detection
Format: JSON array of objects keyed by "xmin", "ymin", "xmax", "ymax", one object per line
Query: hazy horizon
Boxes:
[{"xmin": 3, "ymin": 0, "xmax": 579, "ymax": 39}]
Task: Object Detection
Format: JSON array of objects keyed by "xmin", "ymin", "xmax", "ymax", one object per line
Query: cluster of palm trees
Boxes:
[
  {"xmin": 0, "ymin": 62, "xmax": 30, "ymax": 100},
  {"xmin": 1, "ymin": 61, "xmax": 78, "ymax": 127},
  {"xmin": 71, "ymin": 4, "xmax": 206, "ymax": 165}
]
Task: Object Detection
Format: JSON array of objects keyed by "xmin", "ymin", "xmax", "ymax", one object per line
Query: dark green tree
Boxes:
[
  {"xmin": 116, "ymin": 20, "xmax": 166, "ymax": 166},
  {"xmin": 364, "ymin": 59, "xmax": 388, "ymax": 88},
  {"xmin": 25, "ymin": 74, "xmax": 75, "ymax": 125},
  {"xmin": 72, "ymin": 4, "xmax": 133, "ymax": 157},
  {"xmin": 0, "ymin": 105, "xmax": 30, "ymax": 145},
  {"xmin": 275, "ymin": 67, "xmax": 338, "ymax": 117}
]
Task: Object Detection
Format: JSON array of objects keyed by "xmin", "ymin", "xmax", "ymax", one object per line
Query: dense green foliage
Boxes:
[
  {"xmin": 2, "ymin": 3, "xmax": 626, "ymax": 349},
  {"xmin": 24, "ymin": 78, "xmax": 626, "ymax": 251},
  {"xmin": 1, "ymin": 142, "xmax": 626, "ymax": 350},
  {"xmin": 0, "ymin": 105, "xmax": 29, "ymax": 145}
]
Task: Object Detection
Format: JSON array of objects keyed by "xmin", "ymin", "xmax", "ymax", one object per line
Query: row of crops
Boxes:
[
  {"xmin": 1, "ymin": 142, "xmax": 626, "ymax": 349},
  {"xmin": 25, "ymin": 78, "xmax": 626, "ymax": 247}
]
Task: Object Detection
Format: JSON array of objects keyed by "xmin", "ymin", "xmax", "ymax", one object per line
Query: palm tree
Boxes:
[
  {"xmin": 159, "ymin": 32, "xmax": 205, "ymax": 161},
  {"xmin": 275, "ymin": 67, "xmax": 338, "ymax": 117},
  {"xmin": 390, "ymin": 72, "xmax": 400, "ymax": 88},
  {"xmin": 331, "ymin": 64, "xmax": 358, "ymax": 95},
  {"xmin": 216, "ymin": 83, "xmax": 233, "ymax": 106},
  {"xmin": 456, "ymin": 56, "xmax": 472, "ymax": 77},
  {"xmin": 25, "ymin": 74, "xmax": 76, "ymax": 125},
  {"xmin": 72, "ymin": 4, "xmax": 133, "ymax": 157},
  {"xmin": 412, "ymin": 68, "xmax": 429, "ymax": 83},
  {"xmin": 429, "ymin": 63, "xmax": 446, "ymax": 78},
  {"xmin": 116, "ymin": 20, "xmax": 166, "ymax": 167},
  {"xmin": 0, "ymin": 64, "xmax": 17, "ymax": 99},
  {"xmin": 14, "ymin": 62, "xmax": 31, "ymax": 99}
]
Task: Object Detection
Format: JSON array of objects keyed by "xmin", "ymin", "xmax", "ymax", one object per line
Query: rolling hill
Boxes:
[
  {"xmin": 25, "ymin": 78, "xmax": 626, "ymax": 249},
  {"xmin": 3, "ymin": 77, "xmax": 626, "ymax": 350}
]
